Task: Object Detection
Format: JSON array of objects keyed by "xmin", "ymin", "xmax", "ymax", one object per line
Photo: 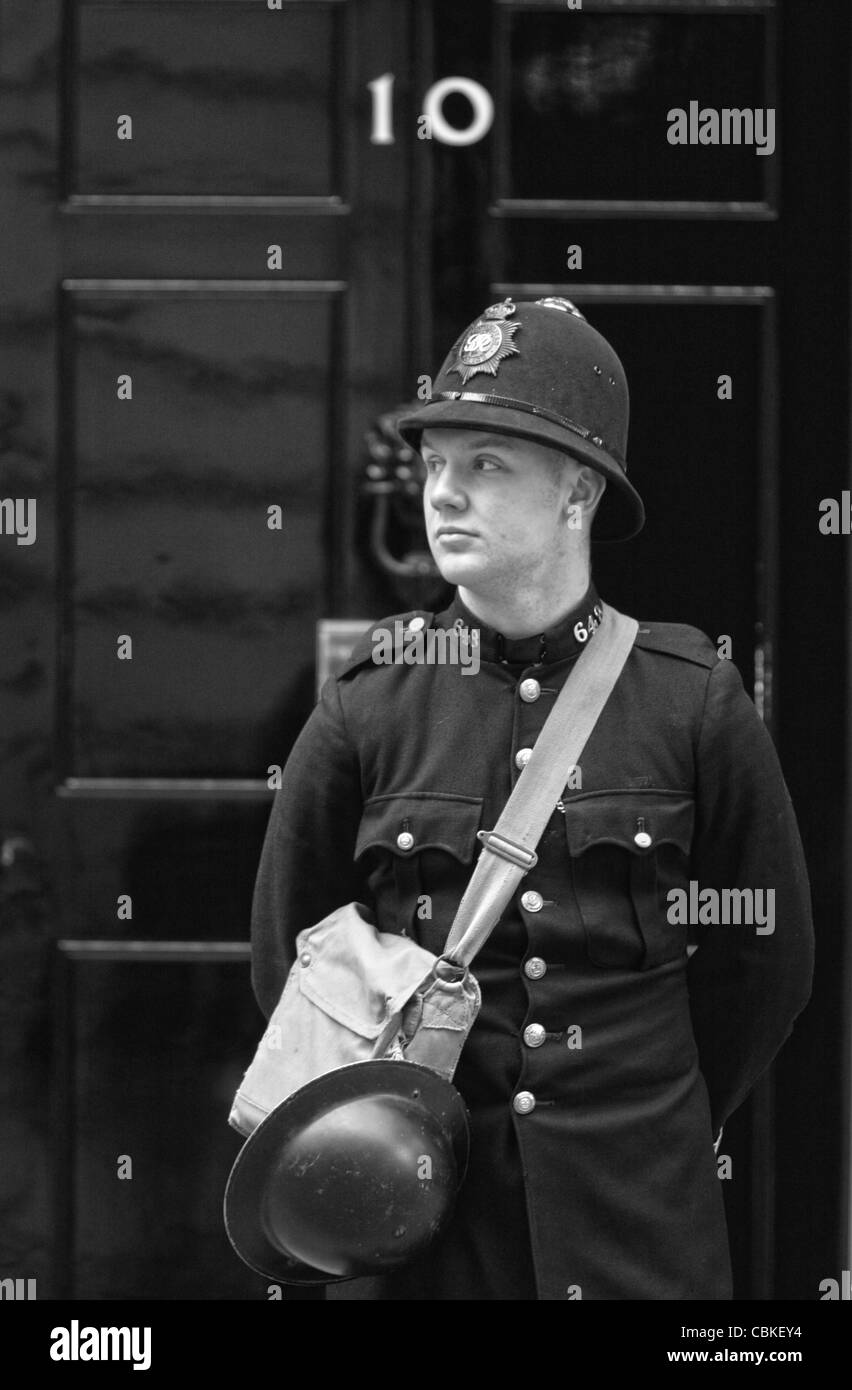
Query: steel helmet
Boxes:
[
  {"xmin": 224, "ymin": 1060, "xmax": 470, "ymax": 1284},
  {"xmin": 397, "ymin": 296, "xmax": 644, "ymax": 542}
]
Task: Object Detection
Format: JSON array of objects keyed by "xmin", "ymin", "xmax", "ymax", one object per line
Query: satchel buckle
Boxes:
[{"xmin": 476, "ymin": 829, "xmax": 538, "ymax": 872}]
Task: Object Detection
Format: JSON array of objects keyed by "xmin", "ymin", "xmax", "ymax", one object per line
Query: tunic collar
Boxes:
[{"xmin": 435, "ymin": 583, "xmax": 604, "ymax": 667}]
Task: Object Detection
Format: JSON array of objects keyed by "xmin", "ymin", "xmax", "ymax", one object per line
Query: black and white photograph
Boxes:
[{"xmin": 1, "ymin": 0, "xmax": 850, "ymax": 1364}]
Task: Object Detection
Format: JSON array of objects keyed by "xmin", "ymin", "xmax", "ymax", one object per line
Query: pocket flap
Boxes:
[
  {"xmin": 355, "ymin": 793, "xmax": 483, "ymax": 863},
  {"xmin": 562, "ymin": 791, "xmax": 694, "ymax": 857},
  {"xmin": 295, "ymin": 902, "xmax": 437, "ymax": 1039}
]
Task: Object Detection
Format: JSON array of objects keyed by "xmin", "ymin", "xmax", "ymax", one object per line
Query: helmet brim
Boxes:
[
  {"xmin": 224, "ymin": 1060, "xmax": 470, "ymax": 1285},
  {"xmin": 397, "ymin": 399, "xmax": 645, "ymax": 543}
]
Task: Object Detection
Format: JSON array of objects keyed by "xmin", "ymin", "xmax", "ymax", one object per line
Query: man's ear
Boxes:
[{"xmin": 563, "ymin": 465, "xmax": 606, "ymax": 526}]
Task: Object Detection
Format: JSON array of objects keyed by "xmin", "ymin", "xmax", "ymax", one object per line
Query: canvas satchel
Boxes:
[{"xmin": 229, "ymin": 603, "xmax": 638, "ymax": 1138}]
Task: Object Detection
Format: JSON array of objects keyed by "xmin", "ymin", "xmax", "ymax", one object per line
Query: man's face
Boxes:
[{"xmin": 420, "ymin": 428, "xmax": 585, "ymax": 594}]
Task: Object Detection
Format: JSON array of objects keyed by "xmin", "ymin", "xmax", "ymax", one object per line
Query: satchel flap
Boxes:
[{"xmin": 295, "ymin": 902, "xmax": 437, "ymax": 1039}]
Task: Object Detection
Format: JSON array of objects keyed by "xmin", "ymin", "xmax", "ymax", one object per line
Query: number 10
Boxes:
[{"xmin": 368, "ymin": 73, "xmax": 495, "ymax": 147}]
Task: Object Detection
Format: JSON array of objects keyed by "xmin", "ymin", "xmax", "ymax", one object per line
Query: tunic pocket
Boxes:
[
  {"xmin": 355, "ymin": 791, "xmax": 484, "ymax": 951},
  {"xmin": 562, "ymin": 790, "xmax": 695, "ymax": 970}
]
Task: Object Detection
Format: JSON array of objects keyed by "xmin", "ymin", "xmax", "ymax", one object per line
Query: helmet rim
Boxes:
[{"xmin": 224, "ymin": 1060, "xmax": 470, "ymax": 1285}]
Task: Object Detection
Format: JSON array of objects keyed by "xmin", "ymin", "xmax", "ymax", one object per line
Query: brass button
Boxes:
[
  {"xmin": 519, "ymin": 678, "xmax": 541, "ymax": 703},
  {"xmin": 523, "ymin": 1023, "xmax": 546, "ymax": 1049},
  {"xmin": 513, "ymin": 1091, "xmax": 536, "ymax": 1115},
  {"xmin": 407, "ymin": 617, "xmax": 425, "ymax": 633},
  {"xmin": 633, "ymin": 831, "xmax": 652, "ymax": 849},
  {"xmin": 515, "ymin": 747, "xmax": 533, "ymax": 769},
  {"xmin": 299, "ymin": 952, "xmax": 312, "ymax": 967},
  {"xmin": 521, "ymin": 890, "xmax": 543, "ymax": 913},
  {"xmin": 396, "ymin": 831, "xmax": 415, "ymax": 851},
  {"xmin": 524, "ymin": 956, "xmax": 547, "ymax": 980}
]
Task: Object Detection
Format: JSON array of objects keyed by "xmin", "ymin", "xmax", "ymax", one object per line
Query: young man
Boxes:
[{"xmin": 250, "ymin": 298, "xmax": 813, "ymax": 1300}]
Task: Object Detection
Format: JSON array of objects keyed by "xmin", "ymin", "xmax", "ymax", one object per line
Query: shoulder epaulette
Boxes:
[
  {"xmin": 633, "ymin": 622, "xmax": 719, "ymax": 670},
  {"xmin": 337, "ymin": 611, "xmax": 436, "ymax": 679}
]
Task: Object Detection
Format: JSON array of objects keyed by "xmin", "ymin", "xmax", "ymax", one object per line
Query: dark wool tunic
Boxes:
[{"xmin": 250, "ymin": 586, "xmax": 814, "ymax": 1301}]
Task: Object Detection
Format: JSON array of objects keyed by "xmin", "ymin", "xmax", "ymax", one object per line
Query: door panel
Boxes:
[
  {"xmin": 491, "ymin": 287, "xmax": 774, "ymax": 685},
  {"xmin": 55, "ymin": 946, "xmax": 264, "ymax": 1299},
  {"xmin": 61, "ymin": 280, "xmax": 342, "ymax": 782},
  {"xmin": 495, "ymin": 1, "xmax": 777, "ymax": 216},
  {"xmin": 69, "ymin": 1, "xmax": 345, "ymax": 203}
]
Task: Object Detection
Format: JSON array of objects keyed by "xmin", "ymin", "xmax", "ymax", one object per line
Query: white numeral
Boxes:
[{"xmin": 369, "ymin": 74, "xmax": 494, "ymax": 147}]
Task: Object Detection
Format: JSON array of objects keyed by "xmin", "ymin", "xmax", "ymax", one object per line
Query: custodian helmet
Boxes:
[
  {"xmin": 397, "ymin": 297, "xmax": 644, "ymax": 542},
  {"xmin": 224, "ymin": 1060, "xmax": 470, "ymax": 1284}
]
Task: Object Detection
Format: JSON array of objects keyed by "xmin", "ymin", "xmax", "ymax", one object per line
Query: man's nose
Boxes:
[{"xmin": 428, "ymin": 463, "xmax": 467, "ymax": 509}]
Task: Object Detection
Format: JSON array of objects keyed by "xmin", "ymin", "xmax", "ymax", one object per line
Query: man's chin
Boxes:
[{"xmin": 433, "ymin": 556, "xmax": 490, "ymax": 587}]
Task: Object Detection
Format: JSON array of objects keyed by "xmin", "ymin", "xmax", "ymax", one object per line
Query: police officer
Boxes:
[{"xmin": 250, "ymin": 297, "xmax": 814, "ymax": 1300}]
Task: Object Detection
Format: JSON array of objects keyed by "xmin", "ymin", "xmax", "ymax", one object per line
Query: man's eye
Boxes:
[{"xmin": 474, "ymin": 456, "xmax": 501, "ymax": 471}]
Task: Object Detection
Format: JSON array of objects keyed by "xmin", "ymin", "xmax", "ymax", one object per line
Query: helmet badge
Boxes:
[{"xmin": 449, "ymin": 299, "xmax": 522, "ymax": 386}]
